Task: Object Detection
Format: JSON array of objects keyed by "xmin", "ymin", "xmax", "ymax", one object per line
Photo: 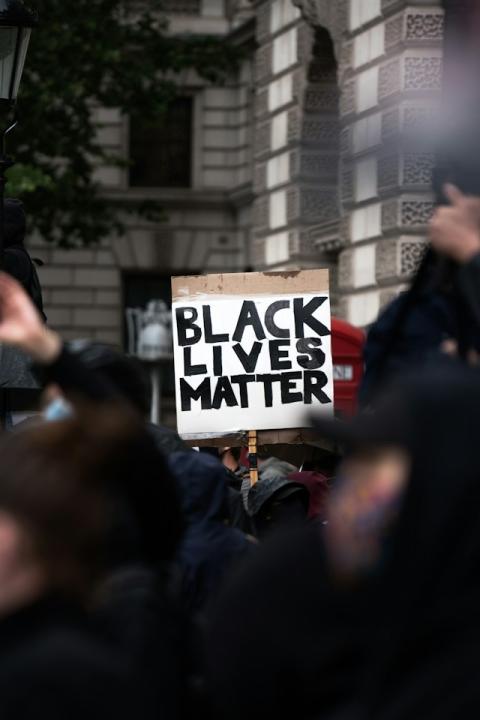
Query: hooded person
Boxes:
[
  {"xmin": 170, "ymin": 451, "xmax": 251, "ymax": 614},
  {"xmin": 246, "ymin": 475, "xmax": 310, "ymax": 539},
  {"xmin": 206, "ymin": 360, "xmax": 480, "ymax": 720},
  {"xmin": 288, "ymin": 471, "xmax": 329, "ymax": 521}
]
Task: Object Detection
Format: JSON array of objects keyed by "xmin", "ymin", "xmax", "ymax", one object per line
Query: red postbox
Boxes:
[{"xmin": 331, "ymin": 317, "xmax": 365, "ymax": 418}]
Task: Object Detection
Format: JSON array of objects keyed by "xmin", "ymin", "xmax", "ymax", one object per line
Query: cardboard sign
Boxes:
[{"xmin": 171, "ymin": 270, "xmax": 334, "ymax": 438}]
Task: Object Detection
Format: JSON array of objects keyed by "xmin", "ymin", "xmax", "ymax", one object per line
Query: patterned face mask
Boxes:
[{"xmin": 325, "ymin": 448, "xmax": 410, "ymax": 581}]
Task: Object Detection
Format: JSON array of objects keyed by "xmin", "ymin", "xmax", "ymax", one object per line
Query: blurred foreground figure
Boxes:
[
  {"xmin": 208, "ymin": 362, "xmax": 480, "ymax": 720},
  {"xmin": 361, "ymin": 184, "xmax": 480, "ymax": 404},
  {"xmin": 0, "ymin": 272, "xmax": 184, "ymax": 719},
  {"xmin": 0, "ymin": 411, "xmax": 143, "ymax": 719}
]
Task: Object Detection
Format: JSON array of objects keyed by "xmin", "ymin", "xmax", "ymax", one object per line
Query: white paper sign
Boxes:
[{"xmin": 172, "ymin": 271, "xmax": 334, "ymax": 437}]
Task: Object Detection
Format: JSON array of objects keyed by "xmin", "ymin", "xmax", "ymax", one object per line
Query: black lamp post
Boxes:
[{"xmin": 0, "ymin": 0, "xmax": 37, "ymax": 269}]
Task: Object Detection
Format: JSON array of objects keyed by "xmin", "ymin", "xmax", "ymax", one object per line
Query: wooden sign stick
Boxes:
[{"xmin": 248, "ymin": 430, "xmax": 258, "ymax": 486}]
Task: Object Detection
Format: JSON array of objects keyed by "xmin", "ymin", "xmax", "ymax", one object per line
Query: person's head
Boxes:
[
  {"xmin": 170, "ymin": 451, "xmax": 230, "ymax": 526},
  {"xmin": 248, "ymin": 476, "xmax": 309, "ymax": 539},
  {"xmin": 4, "ymin": 199, "xmax": 26, "ymax": 248},
  {"xmin": 0, "ymin": 408, "xmax": 138, "ymax": 609},
  {"xmin": 66, "ymin": 341, "xmax": 152, "ymax": 418}
]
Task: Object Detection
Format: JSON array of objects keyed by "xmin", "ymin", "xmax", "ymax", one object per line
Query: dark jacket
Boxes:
[
  {"xmin": 170, "ymin": 452, "xmax": 250, "ymax": 613},
  {"xmin": 207, "ymin": 363, "xmax": 480, "ymax": 720},
  {"xmin": 0, "ymin": 595, "xmax": 142, "ymax": 720}
]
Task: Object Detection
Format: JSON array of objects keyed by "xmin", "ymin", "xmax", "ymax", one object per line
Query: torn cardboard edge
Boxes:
[
  {"xmin": 171, "ymin": 269, "xmax": 329, "ymax": 302},
  {"xmin": 181, "ymin": 427, "xmax": 337, "ymax": 452}
]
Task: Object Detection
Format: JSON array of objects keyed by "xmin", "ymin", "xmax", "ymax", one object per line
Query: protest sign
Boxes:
[{"xmin": 171, "ymin": 270, "xmax": 334, "ymax": 440}]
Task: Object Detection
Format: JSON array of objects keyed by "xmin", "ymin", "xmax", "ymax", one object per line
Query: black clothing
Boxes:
[
  {"xmin": 361, "ymin": 254, "xmax": 480, "ymax": 405},
  {"xmin": 208, "ymin": 363, "xmax": 480, "ymax": 720},
  {"xmin": 0, "ymin": 595, "xmax": 140, "ymax": 720},
  {"xmin": 170, "ymin": 451, "xmax": 251, "ymax": 614}
]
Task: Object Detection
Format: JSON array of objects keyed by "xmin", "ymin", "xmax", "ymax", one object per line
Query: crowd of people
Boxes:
[{"xmin": 0, "ymin": 183, "xmax": 477, "ymax": 718}]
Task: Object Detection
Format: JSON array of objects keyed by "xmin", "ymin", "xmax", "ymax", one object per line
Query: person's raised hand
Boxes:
[
  {"xmin": 428, "ymin": 183, "xmax": 480, "ymax": 263},
  {"xmin": 0, "ymin": 272, "xmax": 61, "ymax": 363}
]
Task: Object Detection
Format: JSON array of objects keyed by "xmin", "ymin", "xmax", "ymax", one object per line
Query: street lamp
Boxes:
[{"xmin": 0, "ymin": 0, "xmax": 37, "ymax": 267}]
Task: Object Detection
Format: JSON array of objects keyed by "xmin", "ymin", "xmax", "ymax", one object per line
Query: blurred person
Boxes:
[
  {"xmin": 218, "ymin": 447, "xmax": 252, "ymax": 534},
  {"xmin": 0, "ymin": 408, "xmax": 147, "ymax": 719},
  {"xmin": 0, "ymin": 272, "xmax": 185, "ymax": 719},
  {"xmin": 169, "ymin": 451, "xmax": 251, "ymax": 615},
  {"xmin": 361, "ymin": 184, "xmax": 480, "ymax": 404},
  {"xmin": 207, "ymin": 362, "xmax": 480, "ymax": 720},
  {"xmin": 247, "ymin": 475, "xmax": 310, "ymax": 539},
  {"xmin": 288, "ymin": 471, "xmax": 329, "ymax": 522}
]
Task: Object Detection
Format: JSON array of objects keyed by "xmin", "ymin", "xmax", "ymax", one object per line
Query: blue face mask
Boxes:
[{"xmin": 43, "ymin": 397, "xmax": 74, "ymax": 422}]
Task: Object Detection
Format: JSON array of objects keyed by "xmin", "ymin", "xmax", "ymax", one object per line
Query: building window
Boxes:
[{"xmin": 129, "ymin": 97, "xmax": 193, "ymax": 188}]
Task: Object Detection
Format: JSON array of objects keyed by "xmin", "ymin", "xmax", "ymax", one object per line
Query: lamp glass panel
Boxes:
[
  {"xmin": 13, "ymin": 28, "xmax": 31, "ymax": 98},
  {"xmin": 0, "ymin": 27, "xmax": 17, "ymax": 100}
]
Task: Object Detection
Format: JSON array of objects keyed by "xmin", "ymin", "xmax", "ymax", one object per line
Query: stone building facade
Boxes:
[{"xmin": 31, "ymin": 0, "xmax": 445, "ymax": 346}]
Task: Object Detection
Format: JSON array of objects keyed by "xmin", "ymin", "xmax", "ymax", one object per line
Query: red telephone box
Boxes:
[{"xmin": 331, "ymin": 317, "xmax": 365, "ymax": 418}]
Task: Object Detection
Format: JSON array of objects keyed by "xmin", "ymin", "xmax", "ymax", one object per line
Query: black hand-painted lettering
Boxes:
[
  {"xmin": 269, "ymin": 340, "xmax": 292, "ymax": 371},
  {"xmin": 231, "ymin": 375, "xmax": 256, "ymax": 408},
  {"xmin": 265, "ymin": 300, "xmax": 290, "ymax": 339},
  {"xmin": 304, "ymin": 371, "xmax": 331, "ymax": 405},
  {"xmin": 280, "ymin": 371, "xmax": 303, "ymax": 404},
  {"xmin": 183, "ymin": 347, "xmax": 207, "ymax": 376},
  {"xmin": 203, "ymin": 305, "xmax": 229, "ymax": 344},
  {"xmin": 293, "ymin": 297, "xmax": 329, "ymax": 339},
  {"xmin": 233, "ymin": 301, "xmax": 266, "ymax": 343},
  {"xmin": 176, "ymin": 307, "xmax": 202, "ymax": 346},
  {"xmin": 212, "ymin": 377, "xmax": 239, "ymax": 410},
  {"xmin": 180, "ymin": 378, "xmax": 212, "ymax": 411},
  {"xmin": 233, "ymin": 341, "xmax": 262, "ymax": 373},
  {"xmin": 296, "ymin": 338, "xmax": 325, "ymax": 370}
]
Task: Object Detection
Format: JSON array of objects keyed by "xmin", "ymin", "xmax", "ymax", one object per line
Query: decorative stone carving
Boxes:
[
  {"xmin": 404, "ymin": 56, "xmax": 442, "ymax": 91},
  {"xmin": 255, "ymin": 88, "xmax": 269, "ymax": 118},
  {"xmin": 302, "ymin": 118, "xmax": 340, "ymax": 145},
  {"xmin": 382, "ymin": 199, "xmax": 399, "ymax": 231},
  {"xmin": 301, "ymin": 188, "xmax": 338, "ymax": 221},
  {"xmin": 381, "ymin": 108, "xmax": 401, "ymax": 139},
  {"xmin": 253, "ymin": 197, "xmax": 269, "ymax": 230},
  {"xmin": 400, "ymin": 237, "xmax": 426, "ymax": 276},
  {"xmin": 254, "ymin": 164, "xmax": 267, "ymax": 194},
  {"xmin": 341, "ymin": 165, "xmax": 353, "ymax": 202},
  {"xmin": 254, "ymin": 121, "xmax": 271, "ymax": 157},
  {"xmin": 299, "ymin": 152, "xmax": 339, "ymax": 180},
  {"xmin": 385, "ymin": 14, "xmax": 404, "ymax": 50},
  {"xmin": 379, "ymin": 59, "xmax": 401, "ymax": 99},
  {"xmin": 308, "ymin": 61, "xmax": 337, "ymax": 85},
  {"xmin": 378, "ymin": 155, "xmax": 400, "ymax": 191},
  {"xmin": 251, "ymin": 237, "xmax": 266, "ymax": 268},
  {"xmin": 305, "ymin": 86, "xmax": 339, "ymax": 112},
  {"xmin": 287, "ymin": 188, "xmax": 300, "ymax": 223},
  {"xmin": 338, "ymin": 249, "xmax": 353, "ymax": 290},
  {"xmin": 402, "ymin": 104, "xmax": 439, "ymax": 135},
  {"xmin": 288, "ymin": 107, "xmax": 301, "ymax": 142},
  {"xmin": 406, "ymin": 12, "xmax": 444, "ymax": 41},
  {"xmin": 255, "ymin": 44, "xmax": 272, "ymax": 84},
  {"xmin": 400, "ymin": 200, "xmax": 435, "ymax": 226},
  {"xmin": 376, "ymin": 239, "xmax": 398, "ymax": 283},
  {"xmin": 340, "ymin": 80, "xmax": 355, "ymax": 117},
  {"xmin": 340, "ymin": 127, "xmax": 351, "ymax": 155},
  {"xmin": 402, "ymin": 152, "xmax": 435, "ymax": 186}
]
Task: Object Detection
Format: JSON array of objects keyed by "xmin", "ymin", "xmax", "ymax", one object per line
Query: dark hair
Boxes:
[
  {"xmin": 0, "ymin": 409, "xmax": 142, "ymax": 599},
  {"xmin": 67, "ymin": 341, "xmax": 152, "ymax": 417}
]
